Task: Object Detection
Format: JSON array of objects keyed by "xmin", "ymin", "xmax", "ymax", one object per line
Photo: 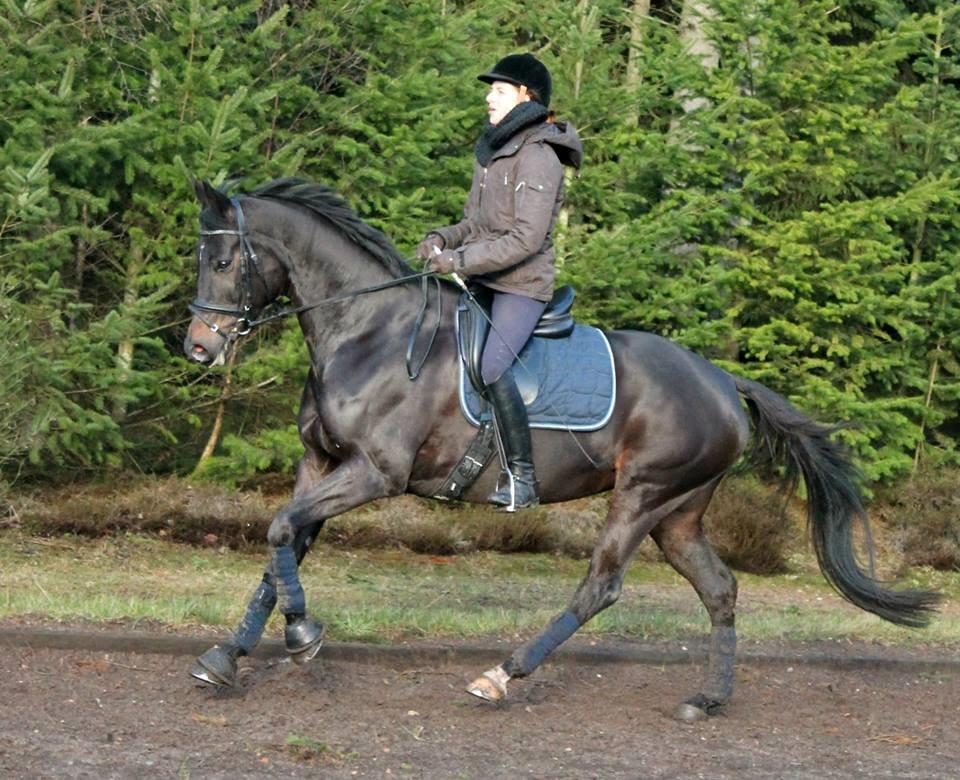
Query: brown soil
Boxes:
[{"xmin": 1, "ymin": 638, "xmax": 957, "ymax": 779}]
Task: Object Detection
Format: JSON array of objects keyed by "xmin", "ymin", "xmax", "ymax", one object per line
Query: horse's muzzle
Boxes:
[{"xmin": 184, "ymin": 316, "xmax": 230, "ymax": 366}]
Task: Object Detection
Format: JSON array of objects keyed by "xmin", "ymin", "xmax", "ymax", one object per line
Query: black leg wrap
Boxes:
[
  {"xmin": 232, "ymin": 578, "xmax": 277, "ymax": 655},
  {"xmin": 504, "ymin": 610, "xmax": 581, "ymax": 678},
  {"xmin": 676, "ymin": 625, "xmax": 736, "ymax": 721},
  {"xmin": 273, "ymin": 545, "xmax": 306, "ymax": 615},
  {"xmin": 702, "ymin": 624, "xmax": 737, "ymax": 704}
]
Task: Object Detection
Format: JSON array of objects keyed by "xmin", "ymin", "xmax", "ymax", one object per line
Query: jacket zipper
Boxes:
[{"xmin": 478, "ymin": 167, "xmax": 488, "ymax": 209}]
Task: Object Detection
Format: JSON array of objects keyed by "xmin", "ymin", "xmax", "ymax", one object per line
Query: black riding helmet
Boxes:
[{"xmin": 477, "ymin": 53, "xmax": 552, "ymax": 108}]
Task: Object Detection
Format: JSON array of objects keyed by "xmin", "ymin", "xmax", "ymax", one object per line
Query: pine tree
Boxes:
[{"xmin": 0, "ymin": 0, "xmax": 956, "ymax": 485}]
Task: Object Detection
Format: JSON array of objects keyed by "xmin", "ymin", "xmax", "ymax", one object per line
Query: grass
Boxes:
[{"xmin": 1, "ymin": 530, "xmax": 958, "ymax": 647}]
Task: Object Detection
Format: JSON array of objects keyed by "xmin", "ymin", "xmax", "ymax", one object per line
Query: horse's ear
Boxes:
[{"xmin": 193, "ymin": 179, "xmax": 231, "ymax": 219}]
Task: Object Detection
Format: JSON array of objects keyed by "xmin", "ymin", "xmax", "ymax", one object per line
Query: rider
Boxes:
[{"xmin": 417, "ymin": 53, "xmax": 583, "ymax": 510}]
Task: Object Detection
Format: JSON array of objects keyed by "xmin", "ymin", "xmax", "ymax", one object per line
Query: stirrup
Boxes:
[
  {"xmin": 488, "ymin": 472, "xmax": 539, "ymax": 512},
  {"xmin": 488, "ymin": 470, "xmax": 512, "ymax": 507}
]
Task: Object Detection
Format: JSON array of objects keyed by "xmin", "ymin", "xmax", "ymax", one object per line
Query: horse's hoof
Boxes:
[
  {"xmin": 190, "ymin": 645, "xmax": 237, "ymax": 688},
  {"xmin": 674, "ymin": 694, "xmax": 725, "ymax": 722},
  {"xmin": 674, "ymin": 702, "xmax": 709, "ymax": 722},
  {"xmin": 285, "ymin": 617, "xmax": 325, "ymax": 664},
  {"xmin": 466, "ymin": 667, "xmax": 509, "ymax": 702}
]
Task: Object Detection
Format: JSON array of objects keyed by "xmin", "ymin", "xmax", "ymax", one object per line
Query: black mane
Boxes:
[{"xmin": 250, "ymin": 178, "xmax": 414, "ymax": 276}]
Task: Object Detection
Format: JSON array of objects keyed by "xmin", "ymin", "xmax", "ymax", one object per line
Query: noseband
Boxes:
[{"xmin": 189, "ymin": 197, "xmax": 262, "ymax": 340}]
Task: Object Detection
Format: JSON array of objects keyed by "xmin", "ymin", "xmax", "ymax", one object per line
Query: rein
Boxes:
[{"xmin": 189, "ymin": 197, "xmax": 442, "ymax": 380}]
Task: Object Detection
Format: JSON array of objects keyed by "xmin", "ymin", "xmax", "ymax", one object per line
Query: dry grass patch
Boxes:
[
  {"xmin": 704, "ymin": 476, "xmax": 801, "ymax": 575},
  {"xmin": 9, "ymin": 470, "xmax": 954, "ymax": 581},
  {"xmin": 327, "ymin": 495, "xmax": 608, "ymax": 557},
  {"xmin": 873, "ymin": 467, "xmax": 960, "ymax": 572},
  {"xmin": 13, "ymin": 477, "xmax": 278, "ymax": 549}
]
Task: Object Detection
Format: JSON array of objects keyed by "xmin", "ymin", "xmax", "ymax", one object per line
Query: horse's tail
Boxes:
[{"xmin": 734, "ymin": 376, "xmax": 941, "ymax": 628}]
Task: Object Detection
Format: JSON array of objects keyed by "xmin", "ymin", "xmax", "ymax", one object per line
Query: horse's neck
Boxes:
[{"xmin": 286, "ymin": 223, "xmax": 429, "ymax": 359}]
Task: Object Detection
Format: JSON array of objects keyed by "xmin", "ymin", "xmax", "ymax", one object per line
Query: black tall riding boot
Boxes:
[{"xmin": 487, "ymin": 370, "xmax": 539, "ymax": 511}]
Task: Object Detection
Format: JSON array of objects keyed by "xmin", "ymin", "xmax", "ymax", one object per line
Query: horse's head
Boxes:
[{"xmin": 184, "ymin": 180, "xmax": 284, "ymax": 365}]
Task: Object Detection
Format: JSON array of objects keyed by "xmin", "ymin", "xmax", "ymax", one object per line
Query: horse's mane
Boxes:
[{"xmin": 250, "ymin": 178, "xmax": 414, "ymax": 277}]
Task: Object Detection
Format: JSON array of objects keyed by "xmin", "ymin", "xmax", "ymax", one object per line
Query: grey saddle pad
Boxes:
[{"xmin": 459, "ymin": 324, "xmax": 616, "ymax": 431}]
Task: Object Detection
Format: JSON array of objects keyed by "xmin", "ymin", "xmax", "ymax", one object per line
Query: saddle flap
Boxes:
[
  {"xmin": 533, "ymin": 285, "xmax": 574, "ymax": 338},
  {"xmin": 459, "ymin": 324, "xmax": 616, "ymax": 432},
  {"xmin": 457, "ymin": 285, "xmax": 578, "ymax": 398},
  {"xmin": 456, "ymin": 294, "xmax": 491, "ymax": 397}
]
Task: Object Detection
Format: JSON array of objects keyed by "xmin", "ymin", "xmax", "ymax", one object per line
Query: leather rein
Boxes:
[{"xmin": 188, "ymin": 197, "xmax": 441, "ymax": 380}]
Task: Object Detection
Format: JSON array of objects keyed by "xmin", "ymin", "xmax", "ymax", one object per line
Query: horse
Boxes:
[{"xmin": 183, "ymin": 177, "xmax": 939, "ymax": 721}]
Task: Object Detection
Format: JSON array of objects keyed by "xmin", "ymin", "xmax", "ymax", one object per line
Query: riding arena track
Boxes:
[{"xmin": 1, "ymin": 623, "xmax": 957, "ymax": 779}]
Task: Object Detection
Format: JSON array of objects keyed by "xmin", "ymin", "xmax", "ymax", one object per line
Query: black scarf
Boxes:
[{"xmin": 474, "ymin": 101, "xmax": 549, "ymax": 167}]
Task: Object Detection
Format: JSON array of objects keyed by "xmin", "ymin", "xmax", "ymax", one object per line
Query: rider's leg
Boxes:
[{"xmin": 480, "ymin": 291, "xmax": 546, "ymax": 510}]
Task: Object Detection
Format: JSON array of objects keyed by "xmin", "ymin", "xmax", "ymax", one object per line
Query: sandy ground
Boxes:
[{"xmin": 0, "ymin": 634, "xmax": 958, "ymax": 779}]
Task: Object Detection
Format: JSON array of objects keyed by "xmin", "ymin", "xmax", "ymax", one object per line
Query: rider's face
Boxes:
[{"xmin": 485, "ymin": 81, "xmax": 529, "ymax": 126}]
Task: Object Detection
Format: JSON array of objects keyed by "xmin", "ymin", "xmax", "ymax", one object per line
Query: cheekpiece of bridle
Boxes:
[{"xmin": 189, "ymin": 196, "xmax": 261, "ymax": 341}]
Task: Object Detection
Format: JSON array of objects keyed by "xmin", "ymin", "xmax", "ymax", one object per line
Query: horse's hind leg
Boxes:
[
  {"xmin": 649, "ymin": 482, "xmax": 738, "ymax": 722},
  {"xmin": 190, "ymin": 523, "xmax": 323, "ymax": 687},
  {"xmin": 467, "ymin": 483, "xmax": 663, "ymax": 702}
]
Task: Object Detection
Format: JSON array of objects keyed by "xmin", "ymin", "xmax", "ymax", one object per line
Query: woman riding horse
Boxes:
[
  {"xmin": 183, "ymin": 51, "xmax": 939, "ymax": 714},
  {"xmin": 418, "ymin": 53, "xmax": 582, "ymax": 511}
]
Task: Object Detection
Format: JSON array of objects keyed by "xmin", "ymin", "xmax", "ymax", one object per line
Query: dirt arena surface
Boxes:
[{"xmin": 0, "ymin": 631, "xmax": 958, "ymax": 779}]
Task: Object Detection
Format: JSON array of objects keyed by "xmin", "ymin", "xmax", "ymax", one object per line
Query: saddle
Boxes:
[
  {"xmin": 436, "ymin": 285, "xmax": 615, "ymax": 501},
  {"xmin": 457, "ymin": 284, "xmax": 575, "ymax": 398}
]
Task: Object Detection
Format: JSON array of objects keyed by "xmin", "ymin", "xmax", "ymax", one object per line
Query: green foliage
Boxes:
[
  {"xmin": 0, "ymin": 0, "xmax": 957, "ymax": 487},
  {"xmin": 193, "ymin": 425, "xmax": 304, "ymax": 488}
]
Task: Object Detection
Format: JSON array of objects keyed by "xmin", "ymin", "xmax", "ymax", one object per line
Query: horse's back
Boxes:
[
  {"xmin": 604, "ymin": 328, "xmax": 750, "ymax": 465},
  {"xmin": 609, "ymin": 329, "xmax": 739, "ymax": 397}
]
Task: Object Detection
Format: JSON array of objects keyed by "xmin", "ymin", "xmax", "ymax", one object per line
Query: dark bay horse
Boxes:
[{"xmin": 184, "ymin": 178, "xmax": 938, "ymax": 720}]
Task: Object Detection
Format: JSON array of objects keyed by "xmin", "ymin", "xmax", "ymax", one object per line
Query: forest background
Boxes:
[{"xmin": 1, "ymin": 0, "xmax": 957, "ymax": 511}]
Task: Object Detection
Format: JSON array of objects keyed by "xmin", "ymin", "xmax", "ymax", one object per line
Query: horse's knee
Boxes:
[{"xmin": 268, "ymin": 511, "xmax": 296, "ymax": 547}]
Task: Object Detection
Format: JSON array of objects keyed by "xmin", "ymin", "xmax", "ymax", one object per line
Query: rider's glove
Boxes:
[
  {"xmin": 426, "ymin": 249, "xmax": 457, "ymax": 274},
  {"xmin": 416, "ymin": 233, "xmax": 445, "ymax": 261}
]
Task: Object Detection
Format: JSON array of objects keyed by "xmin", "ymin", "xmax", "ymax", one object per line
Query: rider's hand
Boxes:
[
  {"xmin": 426, "ymin": 249, "xmax": 457, "ymax": 274},
  {"xmin": 416, "ymin": 233, "xmax": 445, "ymax": 261}
]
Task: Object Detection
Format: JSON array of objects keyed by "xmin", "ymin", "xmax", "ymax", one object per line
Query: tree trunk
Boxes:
[
  {"xmin": 192, "ymin": 347, "xmax": 238, "ymax": 474},
  {"xmin": 556, "ymin": 0, "xmax": 593, "ymax": 266},
  {"xmin": 69, "ymin": 203, "xmax": 88, "ymax": 331},
  {"xmin": 112, "ymin": 242, "xmax": 142, "ymax": 421},
  {"xmin": 669, "ymin": 0, "xmax": 720, "ymax": 151},
  {"xmin": 625, "ymin": 0, "xmax": 652, "ymax": 127},
  {"xmin": 913, "ymin": 336, "xmax": 942, "ymax": 471},
  {"xmin": 677, "ymin": 0, "xmax": 720, "ymax": 114}
]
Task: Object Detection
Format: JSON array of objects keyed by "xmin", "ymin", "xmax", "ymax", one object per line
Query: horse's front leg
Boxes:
[
  {"xmin": 190, "ymin": 523, "xmax": 321, "ymax": 687},
  {"xmin": 190, "ymin": 449, "xmax": 390, "ymax": 686},
  {"xmin": 267, "ymin": 456, "xmax": 392, "ymax": 662}
]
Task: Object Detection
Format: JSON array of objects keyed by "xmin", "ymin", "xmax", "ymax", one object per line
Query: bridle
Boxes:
[
  {"xmin": 188, "ymin": 197, "xmax": 263, "ymax": 340},
  {"xmin": 188, "ymin": 196, "xmax": 441, "ymax": 378}
]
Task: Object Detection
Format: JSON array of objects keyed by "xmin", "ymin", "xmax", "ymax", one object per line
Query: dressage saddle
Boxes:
[{"xmin": 457, "ymin": 284, "xmax": 576, "ymax": 397}]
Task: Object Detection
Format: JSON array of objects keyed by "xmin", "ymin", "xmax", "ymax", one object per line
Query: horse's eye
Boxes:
[{"xmin": 214, "ymin": 257, "xmax": 233, "ymax": 271}]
